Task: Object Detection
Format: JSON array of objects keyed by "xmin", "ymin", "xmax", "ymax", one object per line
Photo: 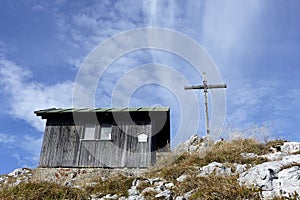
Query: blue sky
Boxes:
[{"xmin": 0, "ymin": 0, "xmax": 299, "ymax": 174}]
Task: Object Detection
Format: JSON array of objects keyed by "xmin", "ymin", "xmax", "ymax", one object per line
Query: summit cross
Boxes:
[{"xmin": 184, "ymin": 72, "xmax": 227, "ymax": 137}]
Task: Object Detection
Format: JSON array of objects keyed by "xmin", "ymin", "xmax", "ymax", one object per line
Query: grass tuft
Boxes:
[
  {"xmin": 0, "ymin": 182, "xmax": 88, "ymax": 200},
  {"xmin": 85, "ymin": 174, "xmax": 134, "ymax": 197},
  {"xmin": 183, "ymin": 175, "xmax": 261, "ymax": 200}
]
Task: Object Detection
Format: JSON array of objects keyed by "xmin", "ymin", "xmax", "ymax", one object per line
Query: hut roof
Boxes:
[{"xmin": 34, "ymin": 107, "xmax": 170, "ymax": 118}]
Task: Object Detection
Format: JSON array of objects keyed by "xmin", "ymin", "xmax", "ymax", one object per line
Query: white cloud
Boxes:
[
  {"xmin": 0, "ymin": 133, "xmax": 16, "ymax": 145},
  {"xmin": 0, "ymin": 56, "xmax": 73, "ymax": 132}
]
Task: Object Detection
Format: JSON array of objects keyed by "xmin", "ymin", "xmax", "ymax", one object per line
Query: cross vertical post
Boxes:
[{"xmin": 184, "ymin": 72, "xmax": 227, "ymax": 137}]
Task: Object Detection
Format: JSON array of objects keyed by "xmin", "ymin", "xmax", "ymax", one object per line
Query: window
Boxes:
[
  {"xmin": 84, "ymin": 125, "xmax": 95, "ymax": 140},
  {"xmin": 138, "ymin": 133, "xmax": 148, "ymax": 143},
  {"xmin": 100, "ymin": 124, "xmax": 112, "ymax": 140}
]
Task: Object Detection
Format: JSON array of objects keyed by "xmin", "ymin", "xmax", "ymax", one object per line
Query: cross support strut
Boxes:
[{"xmin": 184, "ymin": 72, "xmax": 227, "ymax": 137}]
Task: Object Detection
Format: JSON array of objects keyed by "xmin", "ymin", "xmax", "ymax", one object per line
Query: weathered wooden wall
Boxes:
[{"xmin": 39, "ymin": 121, "xmax": 154, "ymax": 168}]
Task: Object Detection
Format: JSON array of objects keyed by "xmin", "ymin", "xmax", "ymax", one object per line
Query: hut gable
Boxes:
[{"xmin": 35, "ymin": 107, "xmax": 170, "ymax": 168}]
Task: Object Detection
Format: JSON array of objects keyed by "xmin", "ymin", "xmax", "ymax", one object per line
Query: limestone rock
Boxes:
[
  {"xmin": 176, "ymin": 174, "xmax": 189, "ymax": 182},
  {"xmin": 8, "ymin": 168, "xmax": 30, "ymax": 177},
  {"xmin": 198, "ymin": 162, "xmax": 232, "ymax": 176},
  {"xmin": 281, "ymin": 142, "xmax": 300, "ymax": 154},
  {"xmin": 234, "ymin": 163, "xmax": 247, "ymax": 174},
  {"xmin": 239, "ymin": 154, "xmax": 300, "ymax": 198},
  {"xmin": 174, "ymin": 135, "xmax": 210, "ymax": 154},
  {"xmin": 155, "ymin": 189, "xmax": 172, "ymax": 198},
  {"xmin": 165, "ymin": 182, "xmax": 175, "ymax": 189}
]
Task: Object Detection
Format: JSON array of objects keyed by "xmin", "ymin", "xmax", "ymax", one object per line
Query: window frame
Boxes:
[
  {"xmin": 82, "ymin": 124, "xmax": 96, "ymax": 140},
  {"xmin": 99, "ymin": 124, "xmax": 112, "ymax": 140}
]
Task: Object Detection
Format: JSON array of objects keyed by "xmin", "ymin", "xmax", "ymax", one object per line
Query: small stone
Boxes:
[
  {"xmin": 128, "ymin": 187, "xmax": 139, "ymax": 196},
  {"xmin": 8, "ymin": 168, "xmax": 29, "ymax": 177},
  {"xmin": 240, "ymin": 152, "xmax": 258, "ymax": 158},
  {"xmin": 234, "ymin": 163, "xmax": 247, "ymax": 174},
  {"xmin": 0, "ymin": 176, "xmax": 7, "ymax": 184},
  {"xmin": 148, "ymin": 177, "xmax": 165, "ymax": 185},
  {"xmin": 155, "ymin": 189, "xmax": 172, "ymax": 198},
  {"xmin": 184, "ymin": 190, "xmax": 194, "ymax": 198},
  {"xmin": 198, "ymin": 162, "xmax": 232, "ymax": 176},
  {"xmin": 176, "ymin": 174, "xmax": 188, "ymax": 182},
  {"xmin": 127, "ymin": 196, "xmax": 140, "ymax": 200},
  {"xmin": 132, "ymin": 178, "xmax": 141, "ymax": 187},
  {"xmin": 64, "ymin": 181, "xmax": 72, "ymax": 187},
  {"xmin": 13, "ymin": 179, "xmax": 22, "ymax": 186},
  {"xmin": 165, "ymin": 182, "xmax": 175, "ymax": 189}
]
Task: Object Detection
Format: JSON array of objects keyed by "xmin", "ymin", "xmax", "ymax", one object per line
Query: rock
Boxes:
[
  {"xmin": 176, "ymin": 174, "xmax": 189, "ymax": 182},
  {"xmin": 128, "ymin": 187, "xmax": 139, "ymax": 196},
  {"xmin": 13, "ymin": 179, "xmax": 22, "ymax": 186},
  {"xmin": 174, "ymin": 135, "xmax": 210, "ymax": 154},
  {"xmin": 128, "ymin": 196, "xmax": 144, "ymax": 200},
  {"xmin": 154, "ymin": 181, "xmax": 166, "ymax": 192},
  {"xmin": 8, "ymin": 168, "xmax": 30, "ymax": 177},
  {"xmin": 239, "ymin": 154, "xmax": 300, "ymax": 198},
  {"xmin": 262, "ymin": 152, "xmax": 287, "ymax": 161},
  {"xmin": 64, "ymin": 181, "xmax": 73, "ymax": 187},
  {"xmin": 183, "ymin": 190, "xmax": 194, "ymax": 198},
  {"xmin": 103, "ymin": 194, "xmax": 118, "ymax": 199},
  {"xmin": 155, "ymin": 189, "xmax": 172, "ymax": 198},
  {"xmin": 175, "ymin": 196, "xmax": 186, "ymax": 200},
  {"xmin": 165, "ymin": 182, "xmax": 175, "ymax": 189},
  {"xmin": 0, "ymin": 176, "xmax": 7, "ymax": 184},
  {"xmin": 234, "ymin": 163, "xmax": 247, "ymax": 174},
  {"xmin": 198, "ymin": 162, "xmax": 232, "ymax": 176},
  {"xmin": 147, "ymin": 177, "xmax": 165, "ymax": 185},
  {"xmin": 241, "ymin": 152, "xmax": 258, "ymax": 158},
  {"xmin": 281, "ymin": 142, "xmax": 300, "ymax": 154},
  {"xmin": 132, "ymin": 178, "xmax": 141, "ymax": 187}
]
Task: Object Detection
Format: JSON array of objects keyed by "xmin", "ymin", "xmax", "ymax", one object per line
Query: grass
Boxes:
[
  {"xmin": 147, "ymin": 138, "xmax": 271, "ymax": 182},
  {"xmin": 0, "ymin": 182, "xmax": 88, "ymax": 200},
  {"xmin": 202, "ymin": 138, "xmax": 270, "ymax": 165},
  {"xmin": 280, "ymin": 162, "xmax": 300, "ymax": 171},
  {"xmin": 179, "ymin": 175, "xmax": 261, "ymax": 200},
  {"xmin": 85, "ymin": 174, "xmax": 134, "ymax": 197}
]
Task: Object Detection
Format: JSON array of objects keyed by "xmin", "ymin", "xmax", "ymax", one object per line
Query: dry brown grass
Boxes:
[
  {"xmin": 175, "ymin": 175, "xmax": 261, "ymax": 200},
  {"xmin": 203, "ymin": 138, "xmax": 270, "ymax": 165},
  {"xmin": 147, "ymin": 138, "xmax": 271, "ymax": 182},
  {"xmin": 280, "ymin": 162, "xmax": 300, "ymax": 171},
  {"xmin": 0, "ymin": 182, "xmax": 88, "ymax": 200},
  {"xmin": 85, "ymin": 174, "xmax": 134, "ymax": 197}
]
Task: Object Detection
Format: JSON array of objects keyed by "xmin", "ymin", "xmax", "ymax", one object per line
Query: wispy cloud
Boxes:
[
  {"xmin": 0, "ymin": 56, "xmax": 73, "ymax": 132},
  {"xmin": 0, "ymin": 133, "xmax": 16, "ymax": 145}
]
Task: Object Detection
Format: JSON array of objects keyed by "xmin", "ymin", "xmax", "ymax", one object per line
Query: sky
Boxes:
[{"xmin": 0, "ymin": 0, "xmax": 299, "ymax": 174}]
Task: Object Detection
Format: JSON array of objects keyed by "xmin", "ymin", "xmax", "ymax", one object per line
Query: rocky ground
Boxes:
[{"xmin": 1, "ymin": 136, "xmax": 300, "ymax": 199}]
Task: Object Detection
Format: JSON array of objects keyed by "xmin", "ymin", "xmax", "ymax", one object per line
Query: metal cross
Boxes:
[{"xmin": 184, "ymin": 72, "xmax": 227, "ymax": 137}]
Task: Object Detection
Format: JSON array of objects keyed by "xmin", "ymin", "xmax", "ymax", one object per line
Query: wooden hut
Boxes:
[{"xmin": 35, "ymin": 107, "xmax": 170, "ymax": 168}]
